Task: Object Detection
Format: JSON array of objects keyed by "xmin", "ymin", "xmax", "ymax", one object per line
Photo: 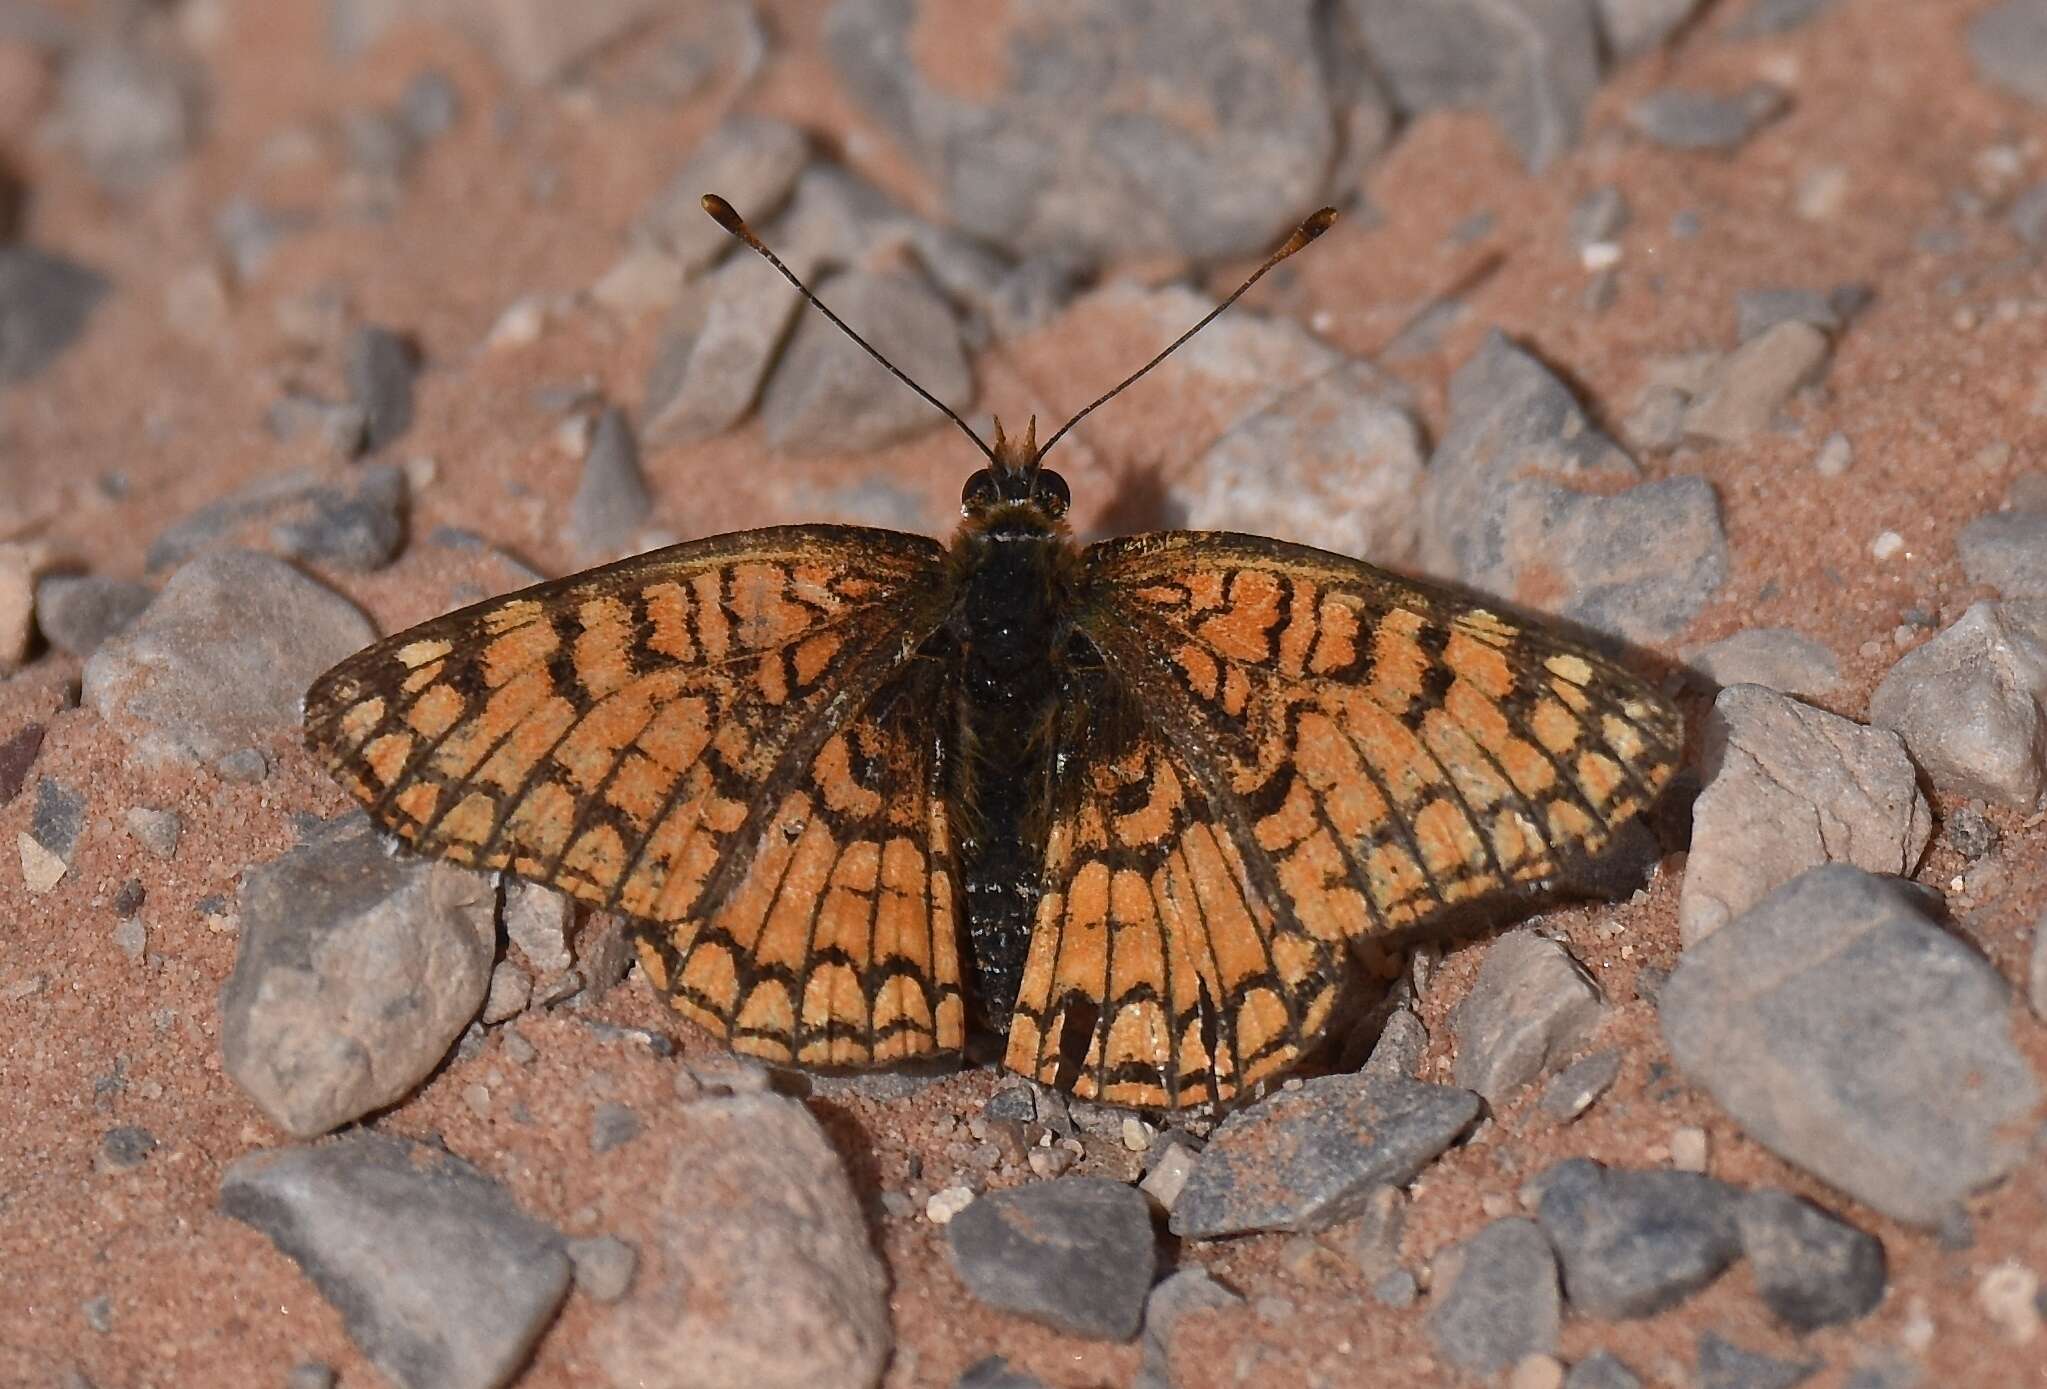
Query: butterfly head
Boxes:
[{"xmin": 961, "ymin": 414, "xmax": 1070, "ymax": 523}]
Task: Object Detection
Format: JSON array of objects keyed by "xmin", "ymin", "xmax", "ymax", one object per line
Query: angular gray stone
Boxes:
[
  {"xmin": 1566, "ymin": 1351, "xmax": 1644, "ymax": 1389},
  {"xmin": 1534, "ymin": 1158, "xmax": 1742, "ymax": 1318},
  {"xmin": 1683, "ymin": 320, "xmax": 1830, "ymax": 443},
  {"xmin": 33, "ymin": 575, "xmax": 153, "ymax": 658},
  {"xmin": 1170, "ymin": 1075, "xmax": 1480, "ymax": 1238},
  {"xmin": 1594, "ymin": 0, "xmax": 1702, "ymax": 56},
  {"xmin": 51, "ymin": 45, "xmax": 197, "ymax": 191},
  {"xmin": 1958, "ymin": 510, "xmax": 2047, "ymax": 598},
  {"xmin": 1685, "ymin": 627, "xmax": 1841, "ymax": 699},
  {"xmin": 219, "ymin": 814, "xmax": 496, "ymax": 1137},
  {"xmin": 1660, "ymin": 865, "xmax": 2041, "ymax": 1227},
  {"xmin": 1968, "ymin": 0, "xmax": 2047, "ymax": 108},
  {"xmin": 564, "ymin": 1234, "xmax": 637, "ymax": 1304},
  {"xmin": 0, "ymin": 245, "xmax": 108, "ymax": 383},
  {"xmin": 759, "ymin": 267, "xmax": 971, "ymax": 455},
  {"xmin": 946, "ymin": 1178, "xmax": 1155, "ymax": 1341},
  {"xmin": 1627, "ymin": 84, "xmax": 1788, "ymax": 152},
  {"xmin": 1678, "ymin": 684, "xmax": 1932, "ymax": 944},
  {"xmin": 828, "ymin": 0, "xmax": 1340, "ymax": 259},
  {"xmin": 148, "ymin": 467, "xmax": 407, "ymax": 572},
  {"xmin": 346, "ymin": 325, "xmax": 418, "ymax": 453},
  {"xmin": 83, "ymin": 550, "xmax": 375, "ymax": 767},
  {"xmin": 1734, "ymin": 287, "xmax": 1841, "ymax": 345},
  {"xmin": 1362, "ymin": 1005, "xmax": 1429, "ymax": 1080},
  {"xmin": 1735, "ymin": 1189, "xmax": 1885, "ymax": 1331},
  {"xmin": 30, "ymin": 776, "xmax": 85, "ymax": 861},
  {"xmin": 1347, "ymin": 0, "xmax": 1603, "ymax": 173},
  {"xmin": 1868, "ymin": 600, "xmax": 2047, "ymax": 809},
  {"xmin": 502, "ymin": 881, "xmax": 573, "ymax": 974},
  {"xmin": 1425, "ymin": 1217, "xmax": 1561, "ymax": 1374},
  {"xmin": 596, "ymin": 1092, "xmax": 891, "ymax": 1389},
  {"xmin": 1694, "ymin": 1333, "xmax": 1818, "ymax": 1389},
  {"xmin": 400, "ymin": 70, "xmax": 461, "ymax": 141},
  {"xmin": 1537, "ymin": 1048, "xmax": 1622, "ymax": 1123},
  {"xmin": 1135, "ymin": 1267, "xmax": 1241, "ymax": 1389},
  {"xmin": 1180, "ymin": 360, "xmax": 1425, "ymax": 565},
  {"xmin": 1451, "ymin": 932, "xmax": 1604, "ymax": 1107},
  {"xmin": 220, "ymin": 1133, "xmax": 570, "ymax": 1389},
  {"xmin": 124, "ymin": 806, "xmax": 182, "ymax": 860},
  {"xmin": 636, "ymin": 115, "xmax": 810, "ymax": 274},
  {"xmin": 564, "ymin": 406, "xmax": 650, "ymax": 559}
]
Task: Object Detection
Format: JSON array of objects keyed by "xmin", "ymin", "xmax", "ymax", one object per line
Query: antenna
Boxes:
[
  {"xmin": 1035, "ymin": 206, "xmax": 1338, "ymax": 465},
  {"xmin": 701, "ymin": 193, "xmax": 996, "ymax": 464}
]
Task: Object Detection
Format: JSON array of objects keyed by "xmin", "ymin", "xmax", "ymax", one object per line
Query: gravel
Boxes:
[
  {"xmin": 1534, "ymin": 1158, "xmax": 1743, "ymax": 1318},
  {"xmin": 1734, "ymin": 287, "xmax": 1842, "ymax": 342},
  {"xmin": 1967, "ymin": 0, "xmax": 2047, "ymax": 108},
  {"xmin": 1693, "ymin": 1333, "xmax": 1819, "ymax": 1389},
  {"xmin": 1660, "ymin": 865, "xmax": 2040, "ymax": 1227},
  {"xmin": 636, "ymin": 114, "xmax": 810, "ymax": 274},
  {"xmin": 218, "ymin": 814, "xmax": 497, "ymax": 1137},
  {"xmin": 1134, "ymin": 1267, "xmax": 1241, "ymax": 1389},
  {"xmin": 946, "ymin": 1178, "xmax": 1156, "ymax": 1341},
  {"xmin": 1426, "ymin": 1217, "xmax": 1562, "ymax": 1374},
  {"xmin": 1450, "ymin": 932, "xmax": 1605, "ymax": 1108},
  {"xmin": 1627, "ymin": 84, "xmax": 1789, "ymax": 152},
  {"xmin": 1957, "ymin": 509, "xmax": 2047, "ymax": 597},
  {"xmin": 563, "ymin": 1234, "xmax": 637, "ymax": 1304},
  {"xmin": 564, "ymin": 405, "xmax": 651, "ymax": 559},
  {"xmin": 1595, "ymin": 0, "xmax": 1703, "ymax": 57},
  {"xmin": 1735, "ymin": 1189, "xmax": 1886, "ymax": 1331},
  {"xmin": 147, "ymin": 467, "xmax": 407, "ymax": 571},
  {"xmin": 1868, "ymin": 600, "xmax": 2047, "ymax": 809},
  {"xmin": 345, "ymin": 325, "xmax": 419, "ymax": 453},
  {"xmin": 0, "ymin": 245, "xmax": 108, "ymax": 382},
  {"xmin": 220, "ymin": 1133, "xmax": 571, "ymax": 1389},
  {"xmin": 33, "ymin": 575, "xmax": 154, "ymax": 659},
  {"xmin": 1682, "ymin": 321, "xmax": 1831, "ymax": 443},
  {"xmin": 1170, "ymin": 1075, "xmax": 1480, "ymax": 1238},
  {"xmin": 1537, "ymin": 1049, "xmax": 1623, "ymax": 1124},
  {"xmin": 1678, "ymin": 683, "xmax": 1932, "ymax": 944},
  {"xmin": 1685, "ymin": 628, "xmax": 1842, "ymax": 698},
  {"xmin": 51, "ymin": 45, "xmax": 197, "ymax": 191},
  {"xmin": 1566, "ymin": 1351, "xmax": 1645, "ymax": 1389}
]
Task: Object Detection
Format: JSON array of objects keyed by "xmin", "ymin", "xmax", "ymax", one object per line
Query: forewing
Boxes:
[{"xmin": 304, "ymin": 524, "xmax": 964, "ymax": 1061}]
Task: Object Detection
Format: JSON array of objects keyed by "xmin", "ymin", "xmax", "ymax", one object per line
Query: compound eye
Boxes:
[
  {"xmin": 961, "ymin": 469, "xmax": 1000, "ymax": 512},
  {"xmin": 1035, "ymin": 469, "xmax": 1071, "ymax": 515}
]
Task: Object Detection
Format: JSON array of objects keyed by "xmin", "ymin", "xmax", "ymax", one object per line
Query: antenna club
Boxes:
[
  {"xmin": 1281, "ymin": 207, "xmax": 1339, "ymax": 257},
  {"xmin": 700, "ymin": 192, "xmax": 755, "ymax": 244}
]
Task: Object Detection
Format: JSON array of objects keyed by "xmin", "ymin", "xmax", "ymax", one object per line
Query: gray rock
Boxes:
[
  {"xmin": 1537, "ymin": 1048, "xmax": 1623, "ymax": 1123},
  {"xmin": 760, "ymin": 267, "xmax": 971, "ymax": 454},
  {"xmin": 1567, "ymin": 1351, "xmax": 1644, "ymax": 1389},
  {"xmin": 33, "ymin": 575, "xmax": 153, "ymax": 658},
  {"xmin": 1346, "ymin": 0, "xmax": 1603, "ymax": 173},
  {"xmin": 0, "ymin": 723, "xmax": 43, "ymax": 806},
  {"xmin": 1135, "ymin": 1267, "xmax": 1241, "ymax": 1389},
  {"xmin": 1426, "ymin": 1217, "xmax": 1561, "ymax": 1374},
  {"xmin": 1943, "ymin": 805, "xmax": 2000, "ymax": 860},
  {"xmin": 0, "ymin": 245, "xmax": 108, "ymax": 382},
  {"xmin": 51, "ymin": 45, "xmax": 197, "ymax": 191},
  {"xmin": 1958, "ymin": 510, "xmax": 2047, "ymax": 598},
  {"xmin": 83, "ymin": 550, "xmax": 375, "ymax": 767},
  {"xmin": 100, "ymin": 1124, "xmax": 157, "ymax": 1170},
  {"xmin": 564, "ymin": 1234, "xmax": 637, "ymax": 1304},
  {"xmin": 590, "ymin": 1102, "xmax": 642, "ymax": 1154},
  {"xmin": 1627, "ymin": 84, "xmax": 1788, "ymax": 152},
  {"xmin": 440, "ymin": 0, "xmax": 667, "ymax": 86},
  {"xmin": 480, "ymin": 960, "xmax": 530, "ymax": 1024},
  {"xmin": 1179, "ymin": 361, "xmax": 1425, "ymax": 565},
  {"xmin": 1534, "ymin": 1158, "xmax": 1742, "ymax": 1318},
  {"xmin": 267, "ymin": 391, "xmax": 370, "ymax": 458},
  {"xmin": 636, "ymin": 115, "xmax": 810, "ymax": 274},
  {"xmin": 30, "ymin": 776, "xmax": 85, "ymax": 861},
  {"xmin": 1685, "ymin": 628, "xmax": 1841, "ymax": 699},
  {"xmin": 346, "ymin": 325, "xmax": 418, "ymax": 453},
  {"xmin": 124, "ymin": 806, "xmax": 182, "ymax": 860},
  {"xmin": 595, "ymin": 1092, "xmax": 891, "ymax": 1389},
  {"xmin": 148, "ymin": 467, "xmax": 406, "ymax": 571},
  {"xmin": 401, "ymin": 70, "xmax": 462, "ymax": 141},
  {"xmin": 1728, "ymin": 0, "xmax": 1836, "ymax": 34},
  {"xmin": 502, "ymin": 881, "xmax": 573, "ymax": 974},
  {"xmin": 215, "ymin": 197, "xmax": 310, "ymax": 284},
  {"xmin": 1372, "ymin": 1268, "xmax": 1419, "ymax": 1307},
  {"xmin": 1967, "ymin": 0, "xmax": 2047, "ymax": 107},
  {"xmin": 1595, "ymin": 0, "xmax": 1702, "ymax": 56},
  {"xmin": 1678, "ymin": 684, "xmax": 1932, "ymax": 944},
  {"xmin": 1694, "ymin": 1333, "xmax": 1818, "ymax": 1389},
  {"xmin": 564, "ymin": 406, "xmax": 651, "ymax": 558},
  {"xmin": 2011, "ymin": 182, "xmax": 2047, "ymax": 248},
  {"xmin": 1735, "ymin": 287, "xmax": 1841, "ymax": 343},
  {"xmin": 959, "ymin": 1358, "xmax": 1050, "ymax": 1389},
  {"xmin": 828, "ymin": 0, "xmax": 1340, "ymax": 258},
  {"xmin": 220, "ymin": 1133, "xmax": 570, "ymax": 1389},
  {"xmin": 1362, "ymin": 1005, "xmax": 1429, "ymax": 1080},
  {"xmin": 1451, "ymin": 933, "xmax": 1605, "ymax": 1108},
  {"xmin": 1683, "ymin": 320, "xmax": 1830, "ymax": 443},
  {"xmin": 1868, "ymin": 600, "xmax": 2047, "ymax": 809},
  {"xmin": 1660, "ymin": 865, "xmax": 2041, "ymax": 1227},
  {"xmin": 1170, "ymin": 1075, "xmax": 1480, "ymax": 1238},
  {"xmin": 946, "ymin": 1178, "xmax": 1155, "ymax": 1341},
  {"xmin": 219, "ymin": 814, "xmax": 496, "ymax": 1137},
  {"xmin": 1735, "ymin": 1189, "xmax": 1885, "ymax": 1330},
  {"xmin": 342, "ymin": 107, "xmax": 419, "ymax": 181},
  {"xmin": 218, "ymin": 746, "xmax": 269, "ymax": 782}
]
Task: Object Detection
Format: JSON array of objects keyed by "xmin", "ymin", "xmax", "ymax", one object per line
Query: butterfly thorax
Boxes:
[{"xmin": 944, "ymin": 500, "xmax": 1086, "ymax": 1032}]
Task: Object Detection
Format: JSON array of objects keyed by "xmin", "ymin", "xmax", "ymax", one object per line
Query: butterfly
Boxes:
[{"xmin": 304, "ymin": 195, "xmax": 1682, "ymax": 1112}]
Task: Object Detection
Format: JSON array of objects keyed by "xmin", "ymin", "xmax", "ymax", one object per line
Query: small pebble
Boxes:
[
  {"xmin": 926, "ymin": 1186, "xmax": 975, "ymax": 1224},
  {"xmin": 1976, "ymin": 1262, "xmax": 2042, "ymax": 1344},
  {"xmin": 1372, "ymin": 1268, "xmax": 1419, "ymax": 1308},
  {"xmin": 1814, "ymin": 432, "xmax": 1853, "ymax": 476},
  {"xmin": 1139, "ymin": 1141, "xmax": 1197, "ymax": 1212},
  {"xmin": 565, "ymin": 1234, "xmax": 638, "ymax": 1304},
  {"xmin": 112, "ymin": 917, "xmax": 146, "ymax": 960},
  {"xmin": 1511, "ymin": 1354, "xmax": 1567, "ymax": 1389},
  {"xmin": 590, "ymin": 1102, "xmax": 642, "ymax": 1154},
  {"xmin": 81, "ymin": 1295, "xmax": 112, "ymax": 1333},
  {"xmin": 1870, "ymin": 531, "xmax": 1904, "ymax": 560},
  {"xmin": 285, "ymin": 1364, "xmax": 337, "ymax": 1389},
  {"xmin": 1670, "ymin": 1127, "xmax": 1709, "ymax": 1173},
  {"xmin": 1120, "ymin": 1117, "xmax": 1153, "ymax": 1152}
]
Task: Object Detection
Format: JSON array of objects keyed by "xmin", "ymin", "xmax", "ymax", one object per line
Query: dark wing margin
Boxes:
[
  {"xmin": 304, "ymin": 523, "xmax": 966, "ymax": 1064},
  {"xmin": 1009, "ymin": 530, "xmax": 1682, "ymax": 1109}
]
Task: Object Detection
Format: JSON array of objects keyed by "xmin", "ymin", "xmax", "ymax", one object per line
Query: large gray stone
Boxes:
[
  {"xmin": 1134, "ymin": 1268, "xmax": 1241, "ymax": 1389},
  {"xmin": 1425, "ymin": 1217, "xmax": 1561, "ymax": 1373},
  {"xmin": 219, "ymin": 815, "xmax": 496, "ymax": 1137},
  {"xmin": 148, "ymin": 466, "xmax": 408, "ymax": 573},
  {"xmin": 50, "ymin": 45, "xmax": 197, "ymax": 191},
  {"xmin": 0, "ymin": 245, "xmax": 108, "ymax": 383},
  {"xmin": 1450, "ymin": 932, "xmax": 1605, "ymax": 1107},
  {"xmin": 946, "ymin": 1178, "xmax": 1156, "ymax": 1341},
  {"xmin": 563, "ymin": 406, "xmax": 650, "ymax": 559},
  {"xmin": 1679, "ymin": 684, "xmax": 1932, "ymax": 944},
  {"xmin": 595, "ymin": 1092, "xmax": 891, "ymax": 1389},
  {"xmin": 220, "ymin": 1133, "xmax": 571, "ymax": 1389},
  {"xmin": 1660, "ymin": 865, "xmax": 2041, "ymax": 1227},
  {"xmin": 636, "ymin": 114, "xmax": 811, "ymax": 275},
  {"xmin": 1534, "ymin": 1158, "xmax": 1741, "ymax": 1318},
  {"xmin": 1968, "ymin": 0, "xmax": 2047, "ymax": 107},
  {"xmin": 1170, "ymin": 1075, "xmax": 1480, "ymax": 1238},
  {"xmin": 827, "ymin": 0, "xmax": 1339, "ymax": 259},
  {"xmin": 1179, "ymin": 360, "xmax": 1425, "ymax": 565},
  {"xmin": 1868, "ymin": 600, "xmax": 2047, "ymax": 809},
  {"xmin": 1735, "ymin": 1189, "xmax": 1885, "ymax": 1331},
  {"xmin": 83, "ymin": 550, "xmax": 375, "ymax": 766},
  {"xmin": 1682, "ymin": 321, "xmax": 1831, "ymax": 444},
  {"xmin": 1346, "ymin": 0, "xmax": 1603, "ymax": 172},
  {"xmin": 33, "ymin": 575, "xmax": 154, "ymax": 658},
  {"xmin": 1958, "ymin": 510, "xmax": 2047, "ymax": 598},
  {"xmin": 1626, "ymin": 84, "xmax": 1788, "ymax": 152},
  {"xmin": 1685, "ymin": 627, "xmax": 1841, "ymax": 699},
  {"xmin": 1693, "ymin": 1334, "xmax": 1818, "ymax": 1389}
]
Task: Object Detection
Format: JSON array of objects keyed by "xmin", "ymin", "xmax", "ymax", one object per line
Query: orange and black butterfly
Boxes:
[{"xmin": 304, "ymin": 196, "xmax": 1681, "ymax": 1111}]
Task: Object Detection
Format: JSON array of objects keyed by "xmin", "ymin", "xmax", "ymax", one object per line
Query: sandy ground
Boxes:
[{"xmin": 3, "ymin": 1, "xmax": 2046, "ymax": 1386}]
